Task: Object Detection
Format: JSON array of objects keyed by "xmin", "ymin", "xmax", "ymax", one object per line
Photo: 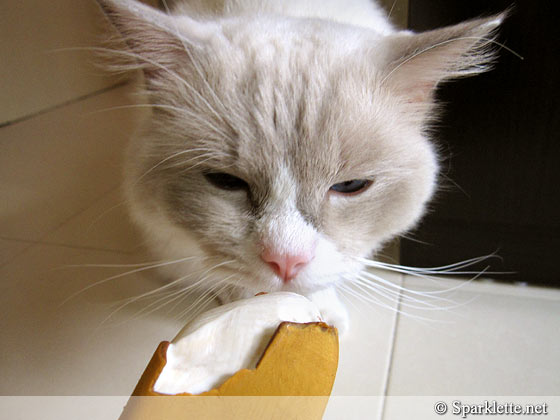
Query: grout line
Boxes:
[
  {"xmin": 377, "ymin": 273, "xmax": 405, "ymax": 420},
  {"xmin": 0, "ymin": 81, "xmax": 128, "ymax": 129}
]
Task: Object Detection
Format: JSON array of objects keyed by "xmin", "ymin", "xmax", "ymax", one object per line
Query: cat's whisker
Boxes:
[
  {"xmin": 165, "ymin": 283, "xmax": 207, "ymax": 315},
  {"xmin": 357, "ymin": 276, "xmax": 451, "ymax": 309},
  {"xmin": 165, "ymin": 272, "xmax": 238, "ymax": 317},
  {"xmin": 354, "ymin": 275, "xmax": 466, "ymax": 311},
  {"xmin": 144, "ymin": 0, "xmax": 231, "ymax": 127},
  {"xmin": 195, "ymin": 281, "xmax": 235, "ymax": 315},
  {"xmin": 358, "ymin": 268, "xmax": 467, "ymax": 299},
  {"xmin": 162, "ymin": 152, "xmax": 219, "ymax": 170},
  {"xmin": 353, "ymin": 274, "xmax": 454, "ymax": 312},
  {"xmin": 387, "ymin": 0, "xmax": 398, "ymax": 20},
  {"xmin": 340, "ymin": 254, "xmax": 498, "ymax": 316},
  {"xmin": 438, "ymin": 171, "xmax": 470, "ymax": 197},
  {"xmin": 59, "ymin": 255, "xmax": 211, "ymax": 306},
  {"xmin": 136, "ymin": 259, "xmax": 236, "ymax": 301},
  {"xmin": 62, "ymin": 259, "xmax": 181, "ymax": 269},
  {"xmin": 397, "ymin": 233, "xmax": 432, "ymax": 245},
  {"xmin": 360, "ymin": 253, "xmax": 499, "ymax": 273},
  {"xmin": 160, "ymin": 0, "xmax": 232, "ymax": 127},
  {"xmin": 339, "ymin": 277, "xmax": 401, "ymax": 309},
  {"xmin": 338, "ymin": 281, "xmax": 452, "ymax": 324},
  {"xmin": 95, "ymin": 272, "xmax": 202, "ymax": 327},
  {"xmin": 355, "ymin": 275, "xmax": 479, "ymax": 317},
  {"xmin": 354, "ymin": 256, "xmax": 505, "ymax": 288},
  {"xmin": 167, "ymin": 155, "xmax": 220, "ymax": 174},
  {"xmin": 111, "ymin": 265, "xmax": 206, "ymax": 308},
  {"xmin": 98, "ymin": 260, "xmax": 236, "ymax": 327},
  {"xmin": 350, "ymin": 278, "xmax": 452, "ymax": 313},
  {"xmin": 118, "ymin": 278, "xmax": 202, "ymax": 324},
  {"xmin": 175, "ymin": 277, "xmax": 236, "ymax": 322},
  {"xmin": 337, "ymin": 281, "xmax": 404, "ymax": 316},
  {"xmin": 349, "ymin": 277, "xmax": 400, "ymax": 305},
  {"xmin": 135, "ymin": 150, "xmax": 216, "ymax": 183},
  {"xmin": 115, "ymin": 274, "xmax": 224, "ymax": 325}
]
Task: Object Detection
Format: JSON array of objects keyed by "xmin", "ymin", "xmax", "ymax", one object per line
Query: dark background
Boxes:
[{"xmin": 401, "ymin": 0, "xmax": 559, "ymax": 287}]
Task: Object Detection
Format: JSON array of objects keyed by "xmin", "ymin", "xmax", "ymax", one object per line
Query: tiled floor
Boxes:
[{"xmin": 1, "ymin": 84, "xmax": 558, "ymax": 419}]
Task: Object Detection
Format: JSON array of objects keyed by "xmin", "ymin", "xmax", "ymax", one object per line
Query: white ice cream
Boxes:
[{"xmin": 153, "ymin": 292, "xmax": 323, "ymax": 395}]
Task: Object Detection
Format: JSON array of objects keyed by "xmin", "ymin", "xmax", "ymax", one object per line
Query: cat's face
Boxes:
[{"xmin": 100, "ymin": 1, "xmax": 502, "ymax": 296}]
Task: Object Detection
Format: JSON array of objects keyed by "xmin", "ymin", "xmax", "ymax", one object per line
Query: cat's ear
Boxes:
[
  {"xmin": 380, "ymin": 13, "xmax": 506, "ymax": 106},
  {"xmin": 95, "ymin": 0, "xmax": 211, "ymax": 79}
]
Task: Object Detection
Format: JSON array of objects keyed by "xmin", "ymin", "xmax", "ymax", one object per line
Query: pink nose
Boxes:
[{"xmin": 261, "ymin": 248, "xmax": 315, "ymax": 283}]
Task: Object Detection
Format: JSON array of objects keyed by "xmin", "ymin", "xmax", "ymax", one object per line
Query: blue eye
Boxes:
[
  {"xmin": 330, "ymin": 179, "xmax": 372, "ymax": 195},
  {"xmin": 204, "ymin": 172, "xmax": 249, "ymax": 191}
]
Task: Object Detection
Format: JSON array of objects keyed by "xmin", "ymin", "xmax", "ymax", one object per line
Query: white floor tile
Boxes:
[
  {"xmin": 384, "ymin": 276, "xmax": 560, "ymax": 401},
  {"xmin": 0, "ymin": 243, "xmax": 190, "ymax": 395},
  {"xmin": 0, "ymin": 83, "xmax": 143, "ymax": 243}
]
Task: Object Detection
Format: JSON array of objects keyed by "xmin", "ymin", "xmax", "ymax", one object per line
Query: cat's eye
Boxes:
[
  {"xmin": 329, "ymin": 179, "xmax": 372, "ymax": 195},
  {"xmin": 204, "ymin": 172, "xmax": 249, "ymax": 191}
]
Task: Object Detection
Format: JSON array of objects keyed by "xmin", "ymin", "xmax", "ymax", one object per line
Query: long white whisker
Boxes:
[
  {"xmin": 338, "ymin": 282, "xmax": 450, "ymax": 324},
  {"xmin": 167, "ymin": 272, "xmax": 238, "ymax": 317},
  {"xmin": 356, "ymin": 254, "xmax": 500, "ymax": 275},
  {"xmin": 120, "ymin": 274, "xmax": 226, "ymax": 324},
  {"xmin": 354, "ymin": 275, "xmax": 465, "ymax": 311},
  {"xmin": 99, "ymin": 260, "xmax": 236, "ymax": 326},
  {"xmin": 176, "ymin": 278, "xmax": 233, "ymax": 321},
  {"xmin": 360, "ymin": 269, "xmax": 468, "ymax": 298},
  {"xmin": 388, "ymin": 0, "xmax": 397, "ymax": 20},
  {"xmin": 355, "ymin": 275, "xmax": 436, "ymax": 306},
  {"xmin": 162, "ymin": 152, "xmax": 219, "ymax": 170},
  {"xmin": 337, "ymin": 282, "xmax": 407, "ymax": 318},
  {"xmin": 97, "ymin": 272, "xmax": 201, "ymax": 327},
  {"xmin": 160, "ymin": 0, "xmax": 230, "ymax": 125},
  {"xmin": 60, "ymin": 255, "xmax": 208, "ymax": 306},
  {"xmin": 376, "ymin": 255, "xmax": 496, "ymax": 271},
  {"xmin": 135, "ymin": 150, "xmax": 215, "ymax": 183},
  {"xmin": 338, "ymin": 280, "xmax": 393, "ymax": 309},
  {"xmin": 123, "ymin": 280, "xmax": 201, "ymax": 322}
]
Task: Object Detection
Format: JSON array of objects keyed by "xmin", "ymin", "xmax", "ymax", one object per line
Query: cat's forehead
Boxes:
[
  {"xmin": 218, "ymin": 60, "xmax": 394, "ymax": 179},
  {"xmin": 173, "ymin": 18, "xmax": 418, "ymax": 187}
]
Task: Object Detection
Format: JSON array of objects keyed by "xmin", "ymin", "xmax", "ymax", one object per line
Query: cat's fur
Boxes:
[{"xmin": 97, "ymin": 0, "xmax": 503, "ymax": 332}]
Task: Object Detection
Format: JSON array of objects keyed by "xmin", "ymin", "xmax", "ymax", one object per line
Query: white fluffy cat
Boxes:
[{"xmin": 97, "ymin": 0, "xmax": 503, "ymax": 333}]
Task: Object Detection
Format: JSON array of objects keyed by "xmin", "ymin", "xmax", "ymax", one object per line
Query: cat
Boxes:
[{"xmin": 96, "ymin": 0, "xmax": 504, "ymax": 333}]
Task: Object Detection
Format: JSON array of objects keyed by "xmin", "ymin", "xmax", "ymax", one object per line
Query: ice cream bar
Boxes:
[{"xmin": 119, "ymin": 293, "xmax": 339, "ymax": 419}]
